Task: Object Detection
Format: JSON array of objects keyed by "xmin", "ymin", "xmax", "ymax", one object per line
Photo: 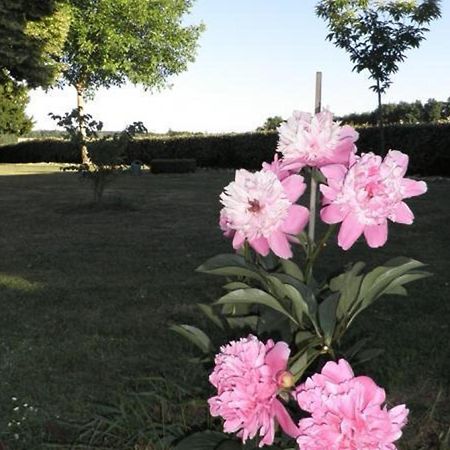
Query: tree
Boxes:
[
  {"xmin": 423, "ymin": 98, "xmax": 442, "ymax": 122},
  {"xmin": 256, "ymin": 116, "xmax": 284, "ymax": 132},
  {"xmin": 0, "ymin": 0, "xmax": 70, "ymax": 87},
  {"xmin": 0, "ymin": 70, "xmax": 33, "ymax": 135},
  {"xmin": 58, "ymin": 0, "xmax": 204, "ymax": 164},
  {"xmin": 316, "ymin": 0, "xmax": 441, "ymax": 152}
]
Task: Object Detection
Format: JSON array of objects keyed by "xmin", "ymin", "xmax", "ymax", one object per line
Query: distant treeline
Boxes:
[
  {"xmin": 338, "ymin": 98, "xmax": 450, "ymax": 126},
  {"xmin": 22, "ymin": 129, "xmax": 207, "ymax": 140}
]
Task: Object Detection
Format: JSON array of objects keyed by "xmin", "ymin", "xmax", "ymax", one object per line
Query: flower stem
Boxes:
[
  {"xmin": 308, "ymin": 169, "xmax": 318, "ymax": 245},
  {"xmin": 305, "ymin": 225, "xmax": 336, "ymax": 283}
]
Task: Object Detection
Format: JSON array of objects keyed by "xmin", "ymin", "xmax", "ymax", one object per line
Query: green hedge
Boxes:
[
  {"xmin": 151, "ymin": 158, "xmax": 196, "ymax": 174},
  {"xmin": 0, "ymin": 124, "xmax": 449, "ymax": 176},
  {"xmin": 0, "ymin": 139, "xmax": 77, "ymax": 163}
]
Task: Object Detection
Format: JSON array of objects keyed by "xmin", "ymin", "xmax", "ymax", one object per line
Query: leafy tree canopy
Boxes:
[
  {"xmin": 0, "ymin": 70, "xmax": 33, "ymax": 135},
  {"xmin": 61, "ymin": 0, "xmax": 205, "ymax": 95},
  {"xmin": 0, "ymin": 0, "xmax": 71, "ymax": 87},
  {"xmin": 256, "ymin": 116, "xmax": 284, "ymax": 132},
  {"xmin": 339, "ymin": 97, "xmax": 450, "ymax": 125},
  {"xmin": 316, "ymin": 0, "xmax": 441, "ymax": 93}
]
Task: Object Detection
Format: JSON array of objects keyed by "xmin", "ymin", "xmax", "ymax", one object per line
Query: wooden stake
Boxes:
[{"xmin": 308, "ymin": 72, "xmax": 322, "ymax": 244}]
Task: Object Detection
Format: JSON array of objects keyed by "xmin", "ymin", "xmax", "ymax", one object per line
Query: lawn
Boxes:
[{"xmin": 0, "ymin": 164, "xmax": 448, "ymax": 449}]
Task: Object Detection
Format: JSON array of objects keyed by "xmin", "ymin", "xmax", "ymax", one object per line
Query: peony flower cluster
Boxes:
[
  {"xmin": 209, "ymin": 337, "xmax": 408, "ymax": 449},
  {"xmin": 218, "ymin": 109, "xmax": 426, "ymax": 255},
  {"xmin": 295, "ymin": 359, "xmax": 409, "ymax": 450},
  {"xmin": 320, "ymin": 151, "xmax": 427, "ymax": 250},
  {"xmin": 208, "ymin": 335, "xmax": 299, "ymax": 447}
]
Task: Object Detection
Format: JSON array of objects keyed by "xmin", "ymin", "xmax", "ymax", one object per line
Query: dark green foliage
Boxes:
[
  {"xmin": 0, "ymin": 139, "xmax": 77, "ymax": 162},
  {"xmin": 128, "ymin": 133, "xmax": 278, "ymax": 170},
  {"xmin": 340, "ymin": 98, "xmax": 450, "ymax": 125},
  {"xmin": 0, "ymin": 0, "xmax": 70, "ymax": 87},
  {"xmin": 1, "ymin": 124, "xmax": 449, "ymax": 175},
  {"xmin": 0, "ymin": 72, "xmax": 33, "ymax": 135},
  {"xmin": 151, "ymin": 158, "xmax": 196, "ymax": 174},
  {"xmin": 256, "ymin": 116, "xmax": 284, "ymax": 132}
]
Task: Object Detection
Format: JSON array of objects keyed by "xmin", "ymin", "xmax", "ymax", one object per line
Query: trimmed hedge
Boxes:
[
  {"xmin": 0, "ymin": 124, "xmax": 449, "ymax": 176},
  {"xmin": 151, "ymin": 158, "xmax": 196, "ymax": 174}
]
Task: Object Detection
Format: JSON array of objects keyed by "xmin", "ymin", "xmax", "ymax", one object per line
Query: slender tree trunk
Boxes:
[
  {"xmin": 376, "ymin": 79, "xmax": 385, "ymax": 155},
  {"xmin": 75, "ymin": 83, "xmax": 91, "ymax": 165}
]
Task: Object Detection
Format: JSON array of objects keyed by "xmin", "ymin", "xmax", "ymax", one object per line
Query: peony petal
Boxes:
[
  {"xmin": 265, "ymin": 341, "xmax": 290, "ymax": 375},
  {"xmin": 320, "ymin": 164, "xmax": 348, "ymax": 182},
  {"xmin": 249, "ymin": 236, "xmax": 270, "ymax": 256},
  {"xmin": 364, "ymin": 221, "xmax": 388, "ymax": 248},
  {"xmin": 281, "ymin": 174, "xmax": 306, "ymax": 202},
  {"xmin": 329, "ymin": 139, "xmax": 356, "ymax": 166},
  {"xmin": 337, "ymin": 214, "xmax": 365, "ymax": 250},
  {"xmin": 321, "ymin": 359, "xmax": 354, "ymax": 383},
  {"xmin": 320, "ymin": 184, "xmax": 338, "ymax": 203},
  {"xmin": 390, "ymin": 201, "xmax": 414, "ymax": 224},
  {"xmin": 320, "ymin": 204, "xmax": 346, "ymax": 224},
  {"xmin": 281, "ymin": 205, "xmax": 309, "ymax": 235},
  {"xmin": 353, "ymin": 376, "xmax": 386, "ymax": 408},
  {"xmin": 273, "ymin": 399, "xmax": 300, "ymax": 439},
  {"xmin": 232, "ymin": 231, "xmax": 245, "ymax": 250},
  {"xmin": 387, "ymin": 150, "xmax": 409, "ymax": 176},
  {"xmin": 268, "ymin": 230, "xmax": 292, "ymax": 259},
  {"xmin": 401, "ymin": 178, "xmax": 427, "ymax": 198}
]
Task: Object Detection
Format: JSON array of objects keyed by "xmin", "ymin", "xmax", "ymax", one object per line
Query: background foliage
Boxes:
[{"xmin": 1, "ymin": 123, "xmax": 449, "ymax": 176}]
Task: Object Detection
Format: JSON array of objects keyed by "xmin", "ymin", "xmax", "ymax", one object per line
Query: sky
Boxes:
[{"xmin": 27, "ymin": 0, "xmax": 450, "ymax": 133}]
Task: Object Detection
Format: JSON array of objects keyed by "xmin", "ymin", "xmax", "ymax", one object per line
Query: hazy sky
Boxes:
[{"xmin": 27, "ymin": 0, "xmax": 450, "ymax": 133}]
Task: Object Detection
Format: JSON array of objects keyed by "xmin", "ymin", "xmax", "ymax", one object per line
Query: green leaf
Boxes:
[
  {"xmin": 216, "ymin": 440, "xmax": 243, "ymax": 450},
  {"xmin": 330, "ymin": 262, "xmax": 365, "ymax": 321},
  {"xmin": 271, "ymin": 274, "xmax": 319, "ymax": 329},
  {"xmin": 197, "ymin": 254, "xmax": 264, "ymax": 283},
  {"xmin": 355, "ymin": 258, "xmax": 428, "ymax": 316},
  {"xmin": 169, "ymin": 325, "xmax": 213, "ymax": 354},
  {"xmin": 223, "ymin": 281, "xmax": 249, "ymax": 291},
  {"xmin": 283, "ymin": 283, "xmax": 308, "ymax": 324},
  {"xmin": 319, "ymin": 293, "xmax": 339, "ymax": 345},
  {"xmin": 216, "ymin": 289, "xmax": 298, "ymax": 324},
  {"xmin": 226, "ymin": 315, "xmax": 258, "ymax": 331},
  {"xmin": 174, "ymin": 431, "xmax": 232, "ymax": 450},
  {"xmin": 198, "ymin": 304, "xmax": 224, "ymax": 330},
  {"xmin": 280, "ymin": 259, "xmax": 304, "ymax": 281},
  {"xmin": 289, "ymin": 351, "xmax": 308, "ymax": 379}
]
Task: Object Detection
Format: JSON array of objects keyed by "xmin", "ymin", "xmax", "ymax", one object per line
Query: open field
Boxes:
[{"xmin": 0, "ymin": 164, "xmax": 449, "ymax": 448}]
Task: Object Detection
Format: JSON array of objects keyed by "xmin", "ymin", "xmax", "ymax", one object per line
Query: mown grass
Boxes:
[{"xmin": 0, "ymin": 164, "xmax": 448, "ymax": 449}]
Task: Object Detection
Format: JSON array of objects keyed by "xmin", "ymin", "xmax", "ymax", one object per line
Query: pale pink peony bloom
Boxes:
[
  {"xmin": 208, "ymin": 335, "xmax": 299, "ymax": 447},
  {"xmin": 295, "ymin": 359, "xmax": 409, "ymax": 450},
  {"xmin": 220, "ymin": 169, "xmax": 309, "ymax": 259},
  {"xmin": 320, "ymin": 150, "xmax": 427, "ymax": 250},
  {"xmin": 277, "ymin": 110, "xmax": 358, "ymax": 168}
]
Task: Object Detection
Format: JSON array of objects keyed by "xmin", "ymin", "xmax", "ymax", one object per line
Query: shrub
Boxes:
[
  {"xmin": 0, "ymin": 139, "xmax": 78, "ymax": 163},
  {"xmin": 0, "ymin": 124, "xmax": 449, "ymax": 176},
  {"xmin": 151, "ymin": 158, "xmax": 196, "ymax": 174}
]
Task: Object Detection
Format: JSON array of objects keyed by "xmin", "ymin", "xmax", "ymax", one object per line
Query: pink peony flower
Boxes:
[
  {"xmin": 220, "ymin": 169, "xmax": 309, "ymax": 259},
  {"xmin": 277, "ymin": 110, "xmax": 358, "ymax": 168},
  {"xmin": 320, "ymin": 150, "xmax": 427, "ymax": 250},
  {"xmin": 208, "ymin": 335, "xmax": 299, "ymax": 447},
  {"xmin": 295, "ymin": 359, "xmax": 409, "ymax": 450}
]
